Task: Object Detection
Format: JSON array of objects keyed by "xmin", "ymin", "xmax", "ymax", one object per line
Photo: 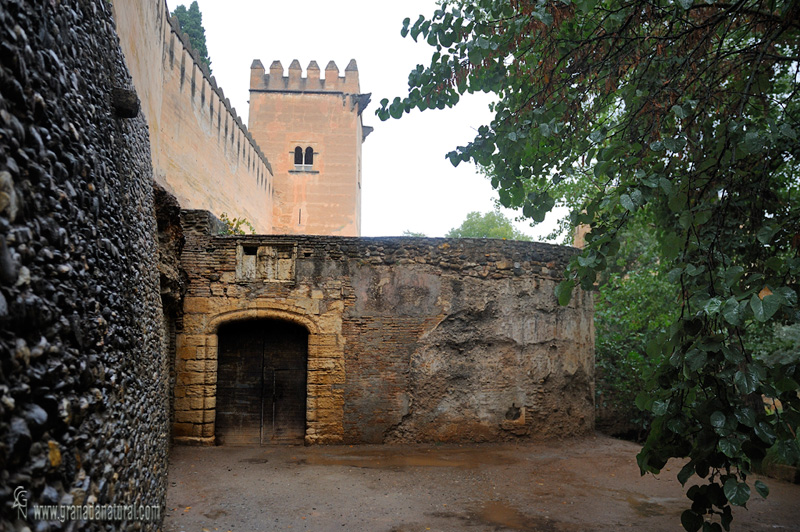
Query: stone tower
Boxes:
[{"xmin": 248, "ymin": 59, "xmax": 372, "ymax": 236}]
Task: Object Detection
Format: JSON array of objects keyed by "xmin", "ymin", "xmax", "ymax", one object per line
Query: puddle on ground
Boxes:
[
  {"xmin": 623, "ymin": 492, "xmax": 675, "ymax": 517},
  {"xmin": 202, "ymin": 508, "xmax": 228, "ymax": 519},
  {"xmin": 429, "ymin": 501, "xmax": 560, "ymax": 531},
  {"xmin": 475, "ymin": 500, "xmax": 559, "ymax": 531},
  {"xmin": 295, "ymin": 447, "xmax": 517, "ymax": 469}
]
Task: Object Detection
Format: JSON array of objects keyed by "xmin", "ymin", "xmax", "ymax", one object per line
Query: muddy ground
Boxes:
[{"xmin": 163, "ymin": 434, "xmax": 799, "ymax": 532}]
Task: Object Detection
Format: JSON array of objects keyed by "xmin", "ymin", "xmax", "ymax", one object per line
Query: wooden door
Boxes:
[{"xmin": 216, "ymin": 320, "xmax": 307, "ymax": 445}]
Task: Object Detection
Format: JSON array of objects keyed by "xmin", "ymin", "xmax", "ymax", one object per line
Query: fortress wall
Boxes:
[
  {"xmin": 111, "ymin": 0, "xmax": 274, "ymax": 232},
  {"xmin": 109, "ymin": 0, "xmax": 165, "ymax": 146},
  {"xmin": 175, "ymin": 211, "xmax": 594, "ymax": 445},
  {"xmin": 0, "ymin": 0, "xmax": 168, "ymax": 527}
]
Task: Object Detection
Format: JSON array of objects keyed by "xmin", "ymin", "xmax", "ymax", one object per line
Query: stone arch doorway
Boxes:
[{"xmin": 215, "ymin": 319, "xmax": 308, "ymax": 445}]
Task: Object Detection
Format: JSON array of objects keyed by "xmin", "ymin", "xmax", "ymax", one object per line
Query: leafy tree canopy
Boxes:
[
  {"xmin": 171, "ymin": 1, "xmax": 212, "ymax": 73},
  {"xmin": 379, "ymin": 1, "xmax": 800, "ymax": 529},
  {"xmin": 446, "ymin": 209, "xmax": 533, "ymax": 240}
]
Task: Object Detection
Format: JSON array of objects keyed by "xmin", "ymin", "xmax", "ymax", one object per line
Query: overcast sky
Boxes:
[{"xmin": 164, "ymin": 0, "xmax": 563, "ymax": 239}]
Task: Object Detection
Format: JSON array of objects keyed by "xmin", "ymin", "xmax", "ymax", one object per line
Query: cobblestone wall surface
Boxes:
[{"xmin": 0, "ymin": 1, "xmax": 168, "ymax": 529}]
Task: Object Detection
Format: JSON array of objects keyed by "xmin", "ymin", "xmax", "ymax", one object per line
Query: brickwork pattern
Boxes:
[{"xmin": 248, "ymin": 60, "xmax": 367, "ymax": 236}]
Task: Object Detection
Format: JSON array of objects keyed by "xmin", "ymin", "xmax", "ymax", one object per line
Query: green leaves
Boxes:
[
  {"xmin": 754, "ymin": 480, "xmax": 769, "ymax": 498},
  {"xmin": 710, "ymin": 411, "xmax": 726, "ymax": 428},
  {"xmin": 620, "ymin": 190, "xmax": 644, "ymax": 212},
  {"xmin": 685, "ymin": 349, "xmax": 707, "ymax": 372},
  {"xmin": 555, "ymin": 280, "xmax": 575, "ymax": 306},
  {"xmin": 718, "ymin": 437, "xmax": 741, "ymax": 458},
  {"xmin": 681, "ymin": 509, "xmax": 703, "ymax": 532},
  {"xmin": 171, "ymin": 1, "xmax": 212, "ymax": 73},
  {"xmin": 383, "ymin": 1, "xmax": 800, "ymax": 529},
  {"xmin": 734, "ymin": 368, "xmax": 759, "ymax": 394},
  {"xmin": 703, "ymin": 297, "xmax": 722, "ymax": 316},
  {"xmin": 756, "ymin": 224, "xmax": 779, "ymax": 244},
  {"xmin": 678, "ymin": 462, "xmax": 696, "ymax": 485},
  {"xmin": 388, "ymin": 97, "xmax": 405, "ymax": 119},
  {"xmin": 750, "ymin": 293, "xmax": 780, "ymax": 322},
  {"xmin": 754, "ymin": 421, "xmax": 777, "ymax": 445},
  {"xmin": 722, "ymin": 478, "xmax": 750, "ymax": 506},
  {"xmin": 733, "ymin": 407, "xmax": 756, "ymax": 428},
  {"xmin": 722, "ymin": 297, "xmax": 747, "ymax": 326},
  {"xmin": 444, "ymin": 209, "xmax": 532, "ymax": 241},
  {"xmin": 771, "ymin": 439, "xmax": 800, "ymax": 466}
]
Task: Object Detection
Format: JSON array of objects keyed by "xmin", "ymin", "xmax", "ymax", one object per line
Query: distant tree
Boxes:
[
  {"xmin": 402, "ymin": 230, "xmax": 428, "ymax": 237},
  {"xmin": 171, "ymin": 1, "xmax": 212, "ymax": 73},
  {"xmin": 594, "ymin": 216, "xmax": 676, "ymax": 438},
  {"xmin": 446, "ymin": 209, "xmax": 531, "ymax": 241}
]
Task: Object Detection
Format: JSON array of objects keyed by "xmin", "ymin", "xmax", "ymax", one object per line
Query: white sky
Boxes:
[{"xmin": 164, "ymin": 0, "xmax": 562, "ymax": 239}]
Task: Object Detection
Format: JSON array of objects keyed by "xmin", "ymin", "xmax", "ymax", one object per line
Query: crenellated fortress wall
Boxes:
[
  {"xmin": 111, "ymin": 0, "xmax": 274, "ymax": 232},
  {"xmin": 250, "ymin": 59, "xmax": 362, "ymax": 93}
]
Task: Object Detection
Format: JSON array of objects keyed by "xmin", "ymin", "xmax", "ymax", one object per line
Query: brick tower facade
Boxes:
[{"xmin": 248, "ymin": 59, "xmax": 372, "ymax": 236}]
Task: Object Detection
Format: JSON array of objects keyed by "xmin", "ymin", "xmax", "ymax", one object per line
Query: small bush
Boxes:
[{"xmin": 218, "ymin": 212, "xmax": 255, "ymax": 235}]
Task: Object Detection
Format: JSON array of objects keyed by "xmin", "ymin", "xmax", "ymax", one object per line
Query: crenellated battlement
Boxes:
[
  {"xmin": 166, "ymin": 15, "xmax": 271, "ymax": 174},
  {"xmin": 250, "ymin": 59, "xmax": 361, "ymax": 93},
  {"xmin": 112, "ymin": 0, "xmax": 275, "ymax": 232}
]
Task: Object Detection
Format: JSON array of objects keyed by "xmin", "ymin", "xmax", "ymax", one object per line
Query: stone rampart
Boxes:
[
  {"xmin": 247, "ymin": 59, "xmax": 367, "ymax": 236},
  {"xmin": 175, "ymin": 211, "xmax": 594, "ymax": 445},
  {"xmin": 250, "ymin": 59, "xmax": 361, "ymax": 93},
  {"xmin": 0, "ymin": 0, "xmax": 168, "ymax": 528},
  {"xmin": 111, "ymin": 0, "xmax": 274, "ymax": 232}
]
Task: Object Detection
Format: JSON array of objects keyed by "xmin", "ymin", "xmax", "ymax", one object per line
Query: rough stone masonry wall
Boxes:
[
  {"xmin": 111, "ymin": 0, "xmax": 274, "ymax": 233},
  {"xmin": 176, "ymin": 211, "xmax": 594, "ymax": 445},
  {"xmin": 0, "ymin": 1, "xmax": 168, "ymax": 529}
]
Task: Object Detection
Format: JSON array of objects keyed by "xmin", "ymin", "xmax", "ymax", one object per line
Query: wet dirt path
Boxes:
[{"xmin": 163, "ymin": 434, "xmax": 800, "ymax": 531}]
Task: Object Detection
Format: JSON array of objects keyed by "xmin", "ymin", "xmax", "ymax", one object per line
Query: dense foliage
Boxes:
[
  {"xmin": 445, "ymin": 209, "xmax": 533, "ymax": 240},
  {"xmin": 171, "ymin": 1, "xmax": 212, "ymax": 73},
  {"xmin": 378, "ymin": 1, "xmax": 800, "ymax": 529},
  {"xmin": 594, "ymin": 217, "xmax": 675, "ymax": 437}
]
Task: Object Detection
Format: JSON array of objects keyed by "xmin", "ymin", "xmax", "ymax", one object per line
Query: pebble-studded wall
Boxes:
[{"xmin": 0, "ymin": 1, "xmax": 168, "ymax": 529}]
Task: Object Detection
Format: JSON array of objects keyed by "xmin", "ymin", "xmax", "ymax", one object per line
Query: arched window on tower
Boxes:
[{"xmin": 291, "ymin": 145, "xmax": 317, "ymax": 174}]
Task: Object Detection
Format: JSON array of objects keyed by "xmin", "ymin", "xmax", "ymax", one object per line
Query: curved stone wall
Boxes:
[
  {"xmin": 0, "ymin": 0, "xmax": 168, "ymax": 528},
  {"xmin": 175, "ymin": 211, "xmax": 594, "ymax": 445}
]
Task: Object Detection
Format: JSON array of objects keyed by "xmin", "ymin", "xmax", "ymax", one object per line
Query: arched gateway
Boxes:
[{"xmin": 216, "ymin": 320, "xmax": 308, "ymax": 445}]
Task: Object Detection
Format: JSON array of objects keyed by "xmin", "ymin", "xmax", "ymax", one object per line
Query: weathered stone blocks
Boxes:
[{"xmin": 174, "ymin": 211, "xmax": 594, "ymax": 446}]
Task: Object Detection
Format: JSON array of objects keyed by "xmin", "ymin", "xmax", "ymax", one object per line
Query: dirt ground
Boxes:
[{"xmin": 162, "ymin": 434, "xmax": 800, "ymax": 532}]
